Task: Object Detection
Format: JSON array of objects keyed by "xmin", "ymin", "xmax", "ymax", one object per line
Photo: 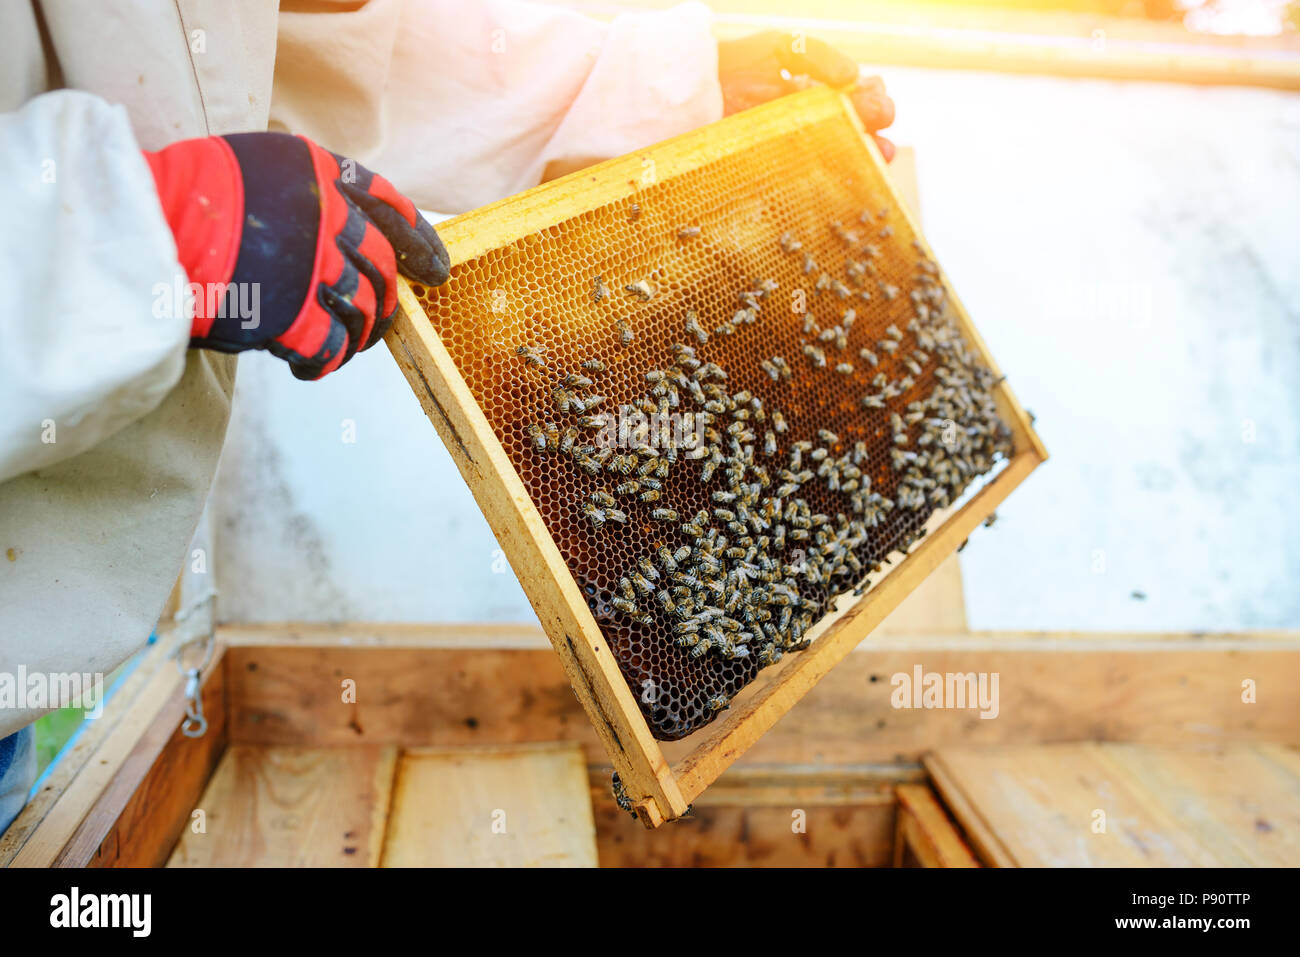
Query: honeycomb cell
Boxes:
[{"xmin": 414, "ymin": 114, "xmax": 1013, "ymax": 741}]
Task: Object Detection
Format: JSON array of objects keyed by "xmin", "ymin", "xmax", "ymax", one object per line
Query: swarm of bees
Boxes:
[
  {"xmin": 503, "ymin": 200, "xmax": 1013, "ymax": 741},
  {"xmin": 511, "ymin": 209, "xmax": 1012, "ymax": 692}
]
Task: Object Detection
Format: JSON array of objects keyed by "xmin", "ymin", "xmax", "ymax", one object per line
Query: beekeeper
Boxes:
[{"xmin": 0, "ymin": 0, "xmax": 895, "ymax": 833}]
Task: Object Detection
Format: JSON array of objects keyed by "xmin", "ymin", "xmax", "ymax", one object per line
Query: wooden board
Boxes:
[
  {"xmin": 219, "ymin": 627, "xmax": 1300, "ymax": 767},
  {"xmin": 926, "ymin": 744, "xmax": 1300, "ymax": 867},
  {"xmin": 167, "ymin": 745, "xmax": 397, "ymax": 868},
  {"xmin": 893, "ymin": 783, "xmax": 979, "ymax": 867},
  {"xmin": 380, "ymin": 743, "xmax": 597, "ymax": 867},
  {"xmin": 386, "ymin": 87, "xmax": 1044, "ymax": 823}
]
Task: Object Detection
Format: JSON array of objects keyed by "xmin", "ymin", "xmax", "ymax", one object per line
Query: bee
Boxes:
[
  {"xmin": 525, "ymin": 423, "xmax": 546, "ymax": 451},
  {"xmin": 879, "ymin": 225, "xmax": 893, "ymax": 239},
  {"xmin": 576, "ymin": 455, "xmax": 601, "ymax": 475},
  {"xmin": 583, "ymin": 502, "xmax": 606, "ymax": 528},
  {"xmin": 771, "ymin": 409, "xmax": 788, "ymax": 433},
  {"xmin": 802, "ymin": 344, "xmax": 826, "ymax": 368},
  {"xmin": 553, "ymin": 388, "xmax": 575, "ymax": 414},
  {"xmin": 778, "ymin": 231, "xmax": 802, "ymax": 254},
  {"xmin": 627, "ymin": 202, "xmax": 641, "ymax": 222},
  {"xmin": 677, "ymin": 225, "xmax": 701, "ymax": 240},
  {"xmin": 515, "ymin": 345, "xmax": 544, "ymax": 369},
  {"xmin": 818, "ymin": 326, "xmax": 838, "ymax": 344},
  {"xmin": 615, "ymin": 319, "xmax": 634, "ymax": 346},
  {"xmin": 624, "ymin": 280, "xmax": 654, "ymax": 301},
  {"xmin": 581, "ymin": 358, "xmax": 606, "ymax": 373},
  {"xmin": 606, "ymin": 508, "xmax": 628, "ymax": 524},
  {"xmin": 802, "ymin": 252, "xmax": 816, "ymax": 275},
  {"xmin": 760, "ymin": 358, "xmax": 781, "ymax": 381},
  {"xmin": 842, "ymin": 307, "xmax": 856, "ymax": 329},
  {"xmin": 640, "ymin": 489, "xmax": 662, "ymax": 503},
  {"xmin": 637, "ymin": 556, "xmax": 660, "ymax": 581},
  {"xmin": 651, "ymin": 508, "xmax": 678, "ymax": 523},
  {"xmin": 615, "ymin": 480, "xmax": 640, "ymax": 496},
  {"xmin": 817, "ymin": 429, "xmax": 839, "ymax": 445},
  {"xmin": 772, "ymin": 356, "xmax": 792, "ymax": 381},
  {"xmin": 583, "ymin": 394, "xmax": 607, "ymax": 411},
  {"xmin": 684, "ymin": 311, "xmax": 708, "ymax": 344},
  {"xmin": 706, "ymin": 693, "xmax": 731, "ymax": 712},
  {"xmin": 984, "ymin": 512, "xmax": 998, "ymax": 529},
  {"xmin": 835, "ymin": 363, "xmax": 854, "ymax": 376},
  {"xmin": 879, "ymin": 339, "xmax": 899, "ymax": 354},
  {"xmin": 859, "ymin": 349, "xmax": 878, "ymax": 367},
  {"xmin": 611, "ymin": 597, "xmax": 638, "ymax": 616},
  {"xmin": 559, "ymin": 426, "xmax": 578, "ymax": 454},
  {"xmin": 861, "ymin": 393, "xmax": 886, "ymax": 409},
  {"xmin": 630, "ymin": 571, "xmax": 655, "ymax": 595},
  {"xmin": 578, "ymin": 414, "xmax": 606, "ymax": 430},
  {"xmin": 764, "ymin": 430, "xmax": 777, "ymax": 457},
  {"xmin": 880, "ymin": 282, "xmax": 899, "ymax": 301},
  {"xmin": 904, "ymin": 357, "xmax": 923, "ymax": 376},
  {"xmin": 656, "ymin": 589, "xmax": 677, "ymax": 613},
  {"xmin": 689, "ymin": 638, "xmax": 713, "ymax": 659},
  {"xmin": 591, "ymin": 275, "xmax": 608, "ymax": 303}
]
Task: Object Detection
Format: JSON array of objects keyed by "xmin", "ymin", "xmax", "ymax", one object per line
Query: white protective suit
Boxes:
[{"xmin": 0, "ymin": 0, "xmax": 723, "ymax": 739}]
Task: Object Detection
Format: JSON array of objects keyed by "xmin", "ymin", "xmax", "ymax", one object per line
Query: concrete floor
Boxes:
[{"xmin": 213, "ymin": 68, "xmax": 1300, "ymax": 632}]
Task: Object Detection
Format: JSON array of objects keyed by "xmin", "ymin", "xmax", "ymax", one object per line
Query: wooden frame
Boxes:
[{"xmin": 386, "ymin": 86, "xmax": 1046, "ymax": 826}]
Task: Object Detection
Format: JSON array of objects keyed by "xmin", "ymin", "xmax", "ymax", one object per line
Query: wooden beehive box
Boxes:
[{"xmin": 385, "ymin": 86, "xmax": 1046, "ymax": 826}]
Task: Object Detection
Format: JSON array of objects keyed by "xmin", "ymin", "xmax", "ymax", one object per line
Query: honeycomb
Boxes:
[{"xmin": 409, "ymin": 103, "xmax": 1012, "ymax": 740}]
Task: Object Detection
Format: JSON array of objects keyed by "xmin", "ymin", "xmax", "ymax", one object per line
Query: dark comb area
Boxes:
[{"xmin": 412, "ymin": 112, "xmax": 1012, "ymax": 740}]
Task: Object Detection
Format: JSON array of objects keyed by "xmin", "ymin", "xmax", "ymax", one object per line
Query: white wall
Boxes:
[{"xmin": 213, "ymin": 67, "xmax": 1300, "ymax": 631}]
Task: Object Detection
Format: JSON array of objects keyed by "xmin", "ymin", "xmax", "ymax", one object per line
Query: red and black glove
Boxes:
[{"xmin": 146, "ymin": 132, "xmax": 450, "ymax": 380}]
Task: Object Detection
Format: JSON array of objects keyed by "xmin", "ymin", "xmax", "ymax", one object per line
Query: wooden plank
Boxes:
[
  {"xmin": 167, "ymin": 745, "xmax": 397, "ymax": 868},
  {"xmin": 385, "ymin": 86, "xmax": 1043, "ymax": 823},
  {"xmin": 379, "ymin": 743, "xmax": 597, "ymax": 867},
  {"xmin": 893, "ymin": 783, "xmax": 979, "ymax": 868},
  {"xmin": 76, "ymin": 661, "xmax": 228, "ymax": 868},
  {"xmin": 220, "ymin": 629, "xmax": 1300, "ymax": 767},
  {"xmin": 927, "ymin": 744, "xmax": 1300, "ymax": 867}
]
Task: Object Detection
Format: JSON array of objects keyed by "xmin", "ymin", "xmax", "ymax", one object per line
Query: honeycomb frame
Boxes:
[{"xmin": 386, "ymin": 87, "xmax": 1046, "ymax": 826}]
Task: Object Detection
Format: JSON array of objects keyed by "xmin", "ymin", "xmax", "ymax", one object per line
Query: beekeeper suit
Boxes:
[{"xmin": 0, "ymin": 0, "xmax": 725, "ymax": 832}]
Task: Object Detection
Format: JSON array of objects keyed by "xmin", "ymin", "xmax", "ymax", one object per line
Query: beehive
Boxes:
[{"xmin": 388, "ymin": 87, "xmax": 1045, "ymax": 825}]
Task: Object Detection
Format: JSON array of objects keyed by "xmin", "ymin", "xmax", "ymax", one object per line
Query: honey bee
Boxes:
[
  {"xmin": 861, "ymin": 393, "xmax": 885, "ymax": 409},
  {"xmin": 553, "ymin": 388, "xmax": 575, "ymax": 413},
  {"xmin": 525, "ymin": 423, "xmax": 546, "ymax": 451},
  {"xmin": 584, "ymin": 502, "xmax": 605, "ymax": 528},
  {"xmin": 611, "ymin": 596, "xmax": 638, "ymax": 616},
  {"xmin": 624, "ymin": 280, "xmax": 654, "ymax": 301},
  {"xmin": 578, "ymin": 414, "xmax": 606, "ymax": 430},
  {"xmin": 651, "ymin": 508, "xmax": 678, "ymax": 523},
  {"xmin": 803, "ymin": 344, "xmax": 826, "ymax": 367},
  {"xmin": 559, "ymin": 426, "xmax": 578, "ymax": 454},
  {"xmin": 640, "ymin": 489, "xmax": 662, "ymax": 503},
  {"xmin": 764, "ymin": 430, "xmax": 777, "ymax": 456},
  {"xmin": 706, "ymin": 693, "xmax": 731, "ymax": 712},
  {"xmin": 859, "ymin": 349, "xmax": 878, "ymax": 367},
  {"xmin": 904, "ymin": 357, "xmax": 922, "ymax": 376},
  {"xmin": 581, "ymin": 358, "xmax": 606, "ymax": 373},
  {"xmin": 616, "ymin": 319, "xmax": 634, "ymax": 345},
  {"xmin": 515, "ymin": 345, "xmax": 544, "ymax": 369},
  {"xmin": 606, "ymin": 508, "xmax": 628, "ymax": 524},
  {"xmin": 591, "ymin": 275, "xmax": 608, "ymax": 303},
  {"xmin": 778, "ymin": 231, "xmax": 802, "ymax": 254},
  {"xmin": 835, "ymin": 363, "xmax": 854, "ymax": 376},
  {"xmin": 684, "ymin": 311, "xmax": 708, "ymax": 344},
  {"xmin": 615, "ymin": 480, "xmax": 640, "ymax": 496},
  {"xmin": 817, "ymin": 429, "xmax": 839, "ymax": 445},
  {"xmin": 802, "ymin": 252, "xmax": 816, "ymax": 275},
  {"xmin": 677, "ymin": 225, "xmax": 701, "ymax": 240},
  {"xmin": 879, "ymin": 225, "xmax": 893, "ymax": 239},
  {"xmin": 771, "ymin": 410, "xmax": 788, "ymax": 433}
]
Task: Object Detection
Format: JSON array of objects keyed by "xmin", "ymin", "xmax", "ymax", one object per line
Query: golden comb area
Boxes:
[{"xmin": 410, "ymin": 100, "xmax": 1013, "ymax": 741}]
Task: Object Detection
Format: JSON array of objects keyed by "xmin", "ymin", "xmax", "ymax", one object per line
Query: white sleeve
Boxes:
[
  {"xmin": 271, "ymin": 0, "xmax": 724, "ymax": 214},
  {"xmin": 0, "ymin": 91, "xmax": 190, "ymax": 484}
]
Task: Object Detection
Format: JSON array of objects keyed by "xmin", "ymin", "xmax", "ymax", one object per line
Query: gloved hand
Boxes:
[
  {"xmin": 717, "ymin": 32, "xmax": 897, "ymax": 162},
  {"xmin": 145, "ymin": 132, "xmax": 450, "ymax": 380}
]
